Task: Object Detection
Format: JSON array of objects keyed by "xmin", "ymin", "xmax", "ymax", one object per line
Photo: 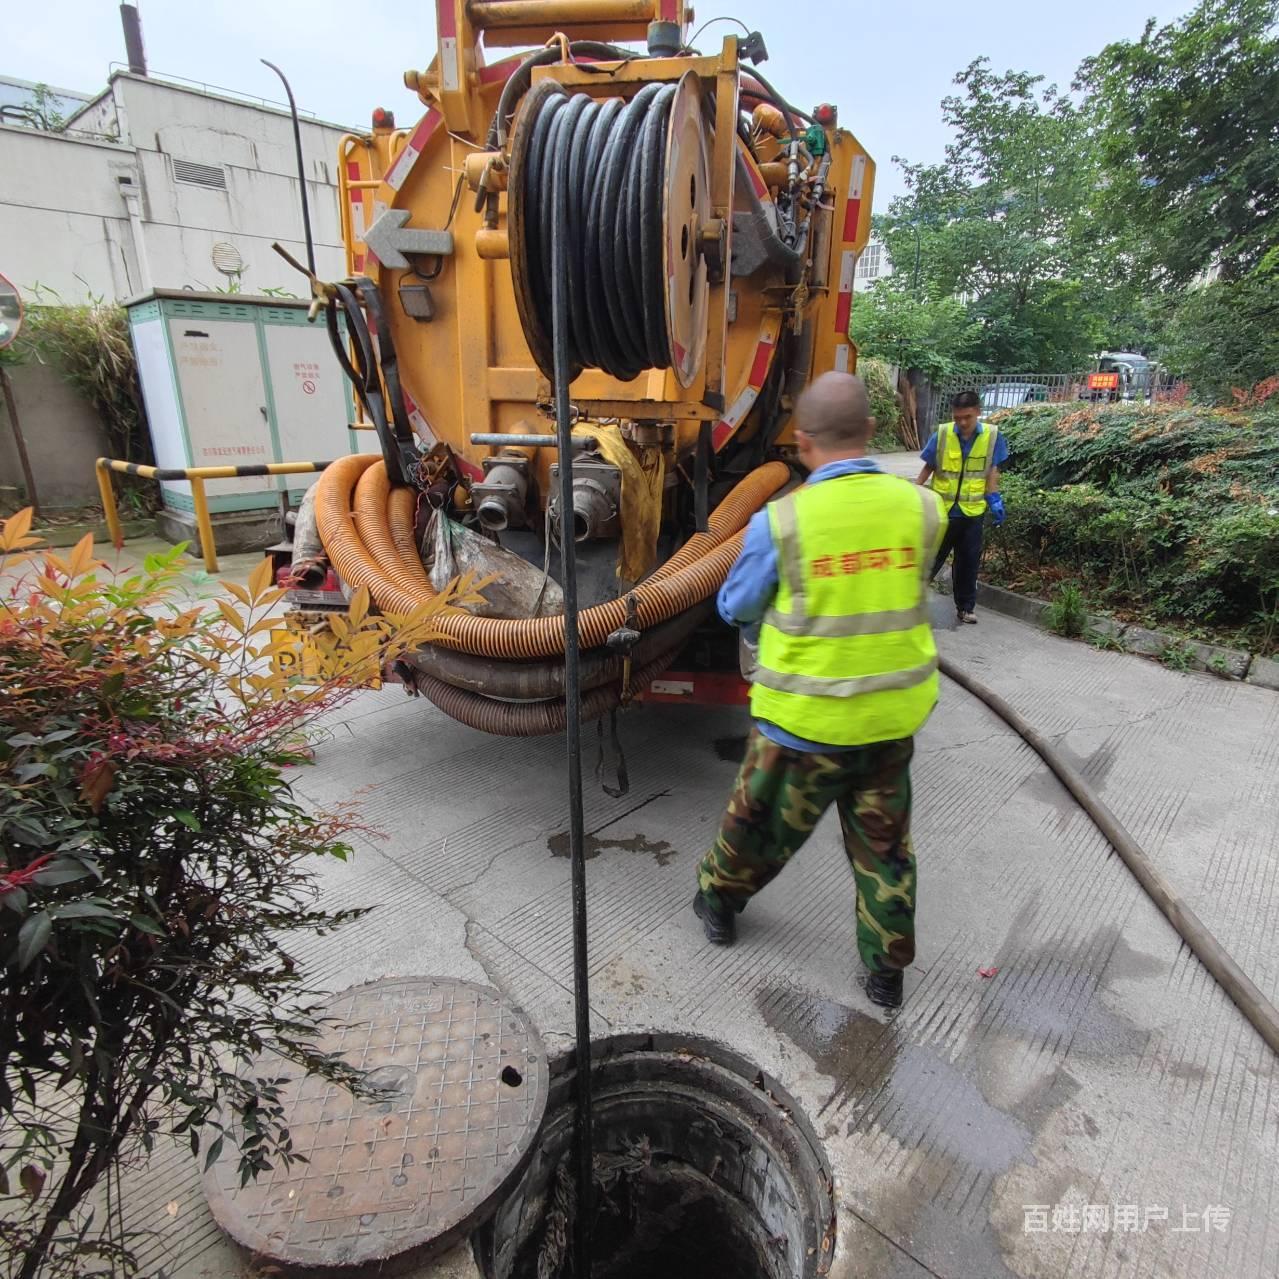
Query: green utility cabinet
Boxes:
[{"xmin": 126, "ymin": 290, "xmax": 356, "ymax": 549}]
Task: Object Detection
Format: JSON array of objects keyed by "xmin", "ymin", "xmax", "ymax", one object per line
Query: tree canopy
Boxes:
[
  {"xmin": 852, "ymin": 0, "xmax": 1279, "ymax": 399},
  {"xmin": 1079, "ymin": 0, "xmax": 1279, "ymax": 285}
]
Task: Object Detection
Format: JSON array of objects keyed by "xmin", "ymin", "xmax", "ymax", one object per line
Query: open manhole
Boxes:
[
  {"xmin": 476, "ymin": 1033, "xmax": 836, "ymax": 1279},
  {"xmin": 203, "ymin": 977, "xmax": 547, "ymax": 1271}
]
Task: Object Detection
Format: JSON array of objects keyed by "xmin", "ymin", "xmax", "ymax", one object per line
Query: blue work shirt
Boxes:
[
  {"xmin": 718, "ymin": 458, "xmax": 885, "ymax": 753},
  {"xmin": 920, "ymin": 421, "xmax": 1010, "ymax": 519}
]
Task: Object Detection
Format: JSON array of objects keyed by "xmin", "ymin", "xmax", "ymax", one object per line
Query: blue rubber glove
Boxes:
[{"xmin": 987, "ymin": 492, "xmax": 1006, "ymax": 526}]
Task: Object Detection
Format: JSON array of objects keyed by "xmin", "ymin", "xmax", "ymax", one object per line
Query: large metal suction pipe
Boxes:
[
  {"xmin": 475, "ymin": 462, "xmax": 530, "ymax": 533},
  {"xmin": 567, "ymin": 478, "xmax": 616, "ymax": 542}
]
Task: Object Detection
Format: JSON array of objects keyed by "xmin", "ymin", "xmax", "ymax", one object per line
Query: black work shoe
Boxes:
[
  {"xmin": 693, "ymin": 890, "xmax": 736, "ymax": 945},
  {"xmin": 864, "ymin": 969, "xmax": 903, "ymax": 1009}
]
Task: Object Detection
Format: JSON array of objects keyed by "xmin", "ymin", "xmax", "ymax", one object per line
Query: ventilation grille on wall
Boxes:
[{"xmin": 172, "ymin": 158, "xmax": 227, "ymax": 191}]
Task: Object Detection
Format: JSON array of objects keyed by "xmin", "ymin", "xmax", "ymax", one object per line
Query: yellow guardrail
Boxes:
[{"xmin": 94, "ymin": 457, "xmax": 334, "ymax": 574}]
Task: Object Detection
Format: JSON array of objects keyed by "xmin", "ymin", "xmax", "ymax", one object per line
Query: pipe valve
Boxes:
[
  {"xmin": 474, "ymin": 455, "xmax": 531, "ymax": 532},
  {"xmin": 550, "ymin": 458, "xmax": 622, "ymax": 543}
]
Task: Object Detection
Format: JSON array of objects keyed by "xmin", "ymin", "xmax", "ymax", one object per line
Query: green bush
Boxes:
[
  {"xmin": 0, "ymin": 515, "xmax": 480, "ymax": 1276},
  {"xmin": 859, "ymin": 357, "xmax": 904, "ymax": 447},
  {"xmin": 987, "ymin": 400, "xmax": 1279, "ymax": 646},
  {"xmin": 22, "ymin": 292, "xmax": 152, "ymax": 468},
  {"xmin": 1044, "ymin": 582, "xmax": 1088, "ymax": 637},
  {"xmin": 1158, "ymin": 257, "xmax": 1279, "ymax": 404}
]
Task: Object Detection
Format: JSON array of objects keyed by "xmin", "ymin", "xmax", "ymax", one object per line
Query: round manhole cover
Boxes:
[{"xmin": 203, "ymin": 977, "xmax": 548, "ymax": 1270}]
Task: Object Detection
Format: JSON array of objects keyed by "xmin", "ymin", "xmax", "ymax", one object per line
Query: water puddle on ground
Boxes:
[
  {"xmin": 757, "ymin": 983, "xmax": 900, "ymax": 1096},
  {"xmin": 547, "ymin": 830, "xmax": 675, "ymax": 866}
]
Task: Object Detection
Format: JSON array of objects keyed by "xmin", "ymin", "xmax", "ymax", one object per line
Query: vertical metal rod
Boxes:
[
  {"xmin": 1, "ymin": 367, "xmax": 39, "ymax": 519},
  {"xmin": 550, "ymin": 109, "xmax": 593, "ymax": 1277},
  {"xmin": 190, "ymin": 477, "xmax": 219, "ymax": 574},
  {"xmin": 261, "ymin": 60, "xmax": 316, "ymax": 275},
  {"xmin": 94, "ymin": 460, "xmax": 123, "ymax": 549}
]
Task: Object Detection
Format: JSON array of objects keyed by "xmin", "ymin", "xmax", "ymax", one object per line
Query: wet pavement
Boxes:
[{"xmin": 37, "ymin": 516, "xmax": 1279, "ymax": 1279}]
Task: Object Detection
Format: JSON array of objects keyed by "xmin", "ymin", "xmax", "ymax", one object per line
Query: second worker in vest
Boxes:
[
  {"xmin": 917, "ymin": 390, "xmax": 1010, "ymax": 624},
  {"xmin": 692, "ymin": 372, "xmax": 946, "ymax": 1010}
]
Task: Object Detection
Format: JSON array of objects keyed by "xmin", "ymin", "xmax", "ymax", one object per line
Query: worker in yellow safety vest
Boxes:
[
  {"xmin": 693, "ymin": 372, "xmax": 946, "ymax": 1009},
  {"xmin": 916, "ymin": 389, "xmax": 1009, "ymax": 623}
]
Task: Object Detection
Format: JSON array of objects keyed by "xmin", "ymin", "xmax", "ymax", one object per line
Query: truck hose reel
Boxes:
[{"xmin": 508, "ymin": 72, "xmax": 712, "ymax": 388}]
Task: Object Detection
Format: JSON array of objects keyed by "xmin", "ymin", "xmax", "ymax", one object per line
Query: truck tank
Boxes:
[{"xmin": 300, "ymin": 0, "xmax": 875, "ymax": 733}]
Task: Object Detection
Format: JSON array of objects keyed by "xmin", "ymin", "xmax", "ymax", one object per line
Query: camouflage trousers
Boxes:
[{"xmin": 696, "ymin": 729, "xmax": 917, "ymax": 973}]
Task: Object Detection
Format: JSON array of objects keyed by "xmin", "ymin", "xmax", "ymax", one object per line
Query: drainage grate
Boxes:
[{"xmin": 203, "ymin": 977, "xmax": 548, "ymax": 1270}]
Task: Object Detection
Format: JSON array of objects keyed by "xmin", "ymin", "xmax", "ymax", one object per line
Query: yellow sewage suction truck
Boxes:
[{"xmin": 289, "ymin": 0, "xmax": 875, "ymax": 734}]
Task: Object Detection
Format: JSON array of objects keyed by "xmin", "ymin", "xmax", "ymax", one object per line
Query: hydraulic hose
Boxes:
[
  {"xmin": 940, "ymin": 658, "xmax": 1279, "ymax": 1059},
  {"xmin": 518, "ymin": 81, "xmax": 677, "ymax": 382},
  {"xmin": 487, "ymin": 40, "xmax": 635, "ymax": 149},
  {"xmin": 407, "ymin": 646, "xmax": 682, "ymax": 737},
  {"xmin": 314, "ymin": 457, "xmax": 789, "ymax": 660}
]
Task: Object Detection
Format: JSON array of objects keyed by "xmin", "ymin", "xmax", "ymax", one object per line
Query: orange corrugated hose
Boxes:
[
  {"xmin": 314, "ymin": 455, "xmax": 790, "ymax": 659},
  {"xmin": 386, "ymin": 485, "xmax": 432, "ymax": 589},
  {"xmin": 354, "ymin": 460, "xmax": 432, "ymax": 596}
]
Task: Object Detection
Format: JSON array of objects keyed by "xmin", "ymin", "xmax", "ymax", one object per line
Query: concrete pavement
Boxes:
[{"xmin": 80, "ymin": 553, "xmax": 1279, "ymax": 1278}]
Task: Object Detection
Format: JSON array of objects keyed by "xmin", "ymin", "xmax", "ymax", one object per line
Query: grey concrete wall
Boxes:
[{"xmin": 0, "ymin": 357, "xmax": 111, "ymax": 509}]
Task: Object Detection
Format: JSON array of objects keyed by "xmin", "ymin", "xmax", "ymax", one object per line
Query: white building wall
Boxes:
[{"xmin": 0, "ymin": 72, "xmax": 350, "ymax": 304}]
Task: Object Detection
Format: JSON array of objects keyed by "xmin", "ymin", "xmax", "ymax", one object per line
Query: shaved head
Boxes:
[{"xmin": 794, "ymin": 372, "xmax": 873, "ymax": 447}]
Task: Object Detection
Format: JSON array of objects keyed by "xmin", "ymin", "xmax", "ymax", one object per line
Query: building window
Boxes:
[
  {"xmin": 856, "ymin": 242, "xmax": 883, "ymax": 281},
  {"xmin": 172, "ymin": 158, "xmax": 228, "ymax": 191}
]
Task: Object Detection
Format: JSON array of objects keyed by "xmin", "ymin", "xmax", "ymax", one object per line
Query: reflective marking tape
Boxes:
[
  {"xmin": 842, "ymin": 155, "xmax": 867, "ymax": 242},
  {"xmin": 384, "ymin": 112, "xmax": 440, "ymax": 192},
  {"xmin": 437, "ymin": 0, "xmax": 462, "ymax": 91},
  {"xmin": 834, "ymin": 293, "xmax": 852, "ymax": 335},
  {"xmin": 437, "ymin": 0, "xmax": 460, "ymax": 93},
  {"xmin": 834, "ymin": 343, "xmax": 851, "ymax": 372},
  {"xmin": 650, "ymin": 679, "xmax": 694, "ymax": 696},
  {"xmin": 346, "ymin": 160, "xmax": 366, "ymax": 242},
  {"xmin": 713, "ymin": 316, "xmax": 779, "ymax": 452},
  {"xmin": 833, "ymin": 248, "xmax": 856, "ymax": 333},
  {"xmin": 748, "ymin": 339, "xmax": 774, "ymax": 389},
  {"xmin": 441, "ymin": 38, "xmax": 460, "ymax": 93}
]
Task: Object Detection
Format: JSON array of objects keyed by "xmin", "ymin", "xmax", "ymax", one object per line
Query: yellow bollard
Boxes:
[
  {"xmin": 190, "ymin": 477, "xmax": 219, "ymax": 574},
  {"xmin": 95, "ymin": 460, "xmax": 125, "ymax": 550}
]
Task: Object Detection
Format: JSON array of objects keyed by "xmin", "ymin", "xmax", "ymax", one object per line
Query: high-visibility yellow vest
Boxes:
[
  {"xmin": 931, "ymin": 421, "xmax": 999, "ymax": 516},
  {"xmin": 750, "ymin": 473, "xmax": 945, "ymax": 746}
]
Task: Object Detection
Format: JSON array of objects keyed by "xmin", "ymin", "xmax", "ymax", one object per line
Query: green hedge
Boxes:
[{"xmin": 987, "ymin": 401, "xmax": 1279, "ymax": 641}]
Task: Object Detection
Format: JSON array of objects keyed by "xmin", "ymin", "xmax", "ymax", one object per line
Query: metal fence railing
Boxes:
[
  {"xmin": 95, "ymin": 458, "xmax": 334, "ymax": 574},
  {"xmin": 922, "ymin": 371, "xmax": 1186, "ymax": 433}
]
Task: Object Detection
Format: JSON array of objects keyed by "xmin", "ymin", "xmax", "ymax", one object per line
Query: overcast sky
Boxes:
[{"xmin": 10, "ymin": 0, "xmax": 1190, "ymax": 206}]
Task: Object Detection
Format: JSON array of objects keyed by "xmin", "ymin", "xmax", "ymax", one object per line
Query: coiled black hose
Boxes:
[
  {"xmin": 520, "ymin": 82, "xmax": 678, "ymax": 383},
  {"xmin": 486, "ymin": 40, "xmax": 635, "ymax": 149}
]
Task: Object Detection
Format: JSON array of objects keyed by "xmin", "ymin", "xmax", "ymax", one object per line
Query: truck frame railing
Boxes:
[{"xmin": 94, "ymin": 458, "xmax": 334, "ymax": 574}]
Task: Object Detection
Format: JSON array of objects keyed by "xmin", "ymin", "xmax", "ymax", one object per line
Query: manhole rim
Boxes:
[{"xmin": 477, "ymin": 1031, "xmax": 837, "ymax": 1279}]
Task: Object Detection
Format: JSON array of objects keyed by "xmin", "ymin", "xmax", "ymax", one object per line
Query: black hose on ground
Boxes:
[{"xmin": 940, "ymin": 657, "xmax": 1279, "ymax": 1058}]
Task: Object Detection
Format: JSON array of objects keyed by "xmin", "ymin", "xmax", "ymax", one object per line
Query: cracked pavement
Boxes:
[{"xmin": 116, "ymin": 560, "xmax": 1277, "ymax": 1279}]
